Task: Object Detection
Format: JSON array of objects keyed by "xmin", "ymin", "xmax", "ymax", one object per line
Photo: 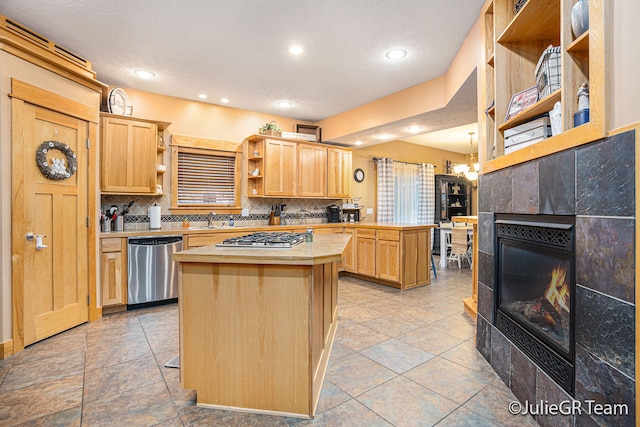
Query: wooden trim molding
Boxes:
[
  {"xmin": 0, "ymin": 14, "xmax": 106, "ymax": 92},
  {"xmin": 10, "ymin": 79, "xmax": 98, "ymax": 123},
  {"xmin": 0, "ymin": 340, "xmax": 14, "ymax": 360},
  {"xmin": 171, "ymin": 135, "xmax": 242, "ymax": 152}
]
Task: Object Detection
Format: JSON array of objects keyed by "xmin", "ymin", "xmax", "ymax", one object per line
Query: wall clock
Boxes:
[
  {"xmin": 353, "ymin": 168, "xmax": 365, "ymax": 183},
  {"xmin": 107, "ymin": 87, "xmax": 129, "ymax": 115}
]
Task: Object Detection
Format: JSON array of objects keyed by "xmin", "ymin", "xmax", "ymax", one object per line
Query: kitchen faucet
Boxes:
[{"xmin": 207, "ymin": 212, "xmax": 216, "ymax": 228}]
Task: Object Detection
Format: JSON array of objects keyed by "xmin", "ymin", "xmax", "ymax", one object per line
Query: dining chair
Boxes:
[{"xmin": 448, "ymin": 226, "xmax": 471, "ymax": 268}]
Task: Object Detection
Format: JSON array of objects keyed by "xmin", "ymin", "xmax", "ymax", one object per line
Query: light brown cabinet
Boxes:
[
  {"xmin": 264, "ymin": 139, "xmax": 297, "ymax": 197},
  {"xmin": 334, "ymin": 228, "xmax": 355, "ymax": 272},
  {"xmin": 246, "ymin": 135, "xmax": 351, "ymax": 199},
  {"xmin": 376, "ymin": 230, "xmax": 400, "ymax": 282},
  {"xmin": 349, "ymin": 226, "xmax": 432, "ymax": 290},
  {"xmin": 327, "ymin": 147, "xmax": 352, "ymax": 198},
  {"xmin": 100, "ymin": 237, "xmax": 127, "ymax": 310},
  {"xmin": 100, "ymin": 113, "xmax": 170, "ymax": 194},
  {"xmin": 355, "ymin": 228, "xmax": 376, "ymax": 277},
  {"xmin": 298, "ymin": 144, "xmax": 327, "ymax": 197}
]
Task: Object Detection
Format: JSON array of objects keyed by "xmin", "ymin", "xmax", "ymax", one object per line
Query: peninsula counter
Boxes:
[{"xmin": 173, "ymin": 233, "xmax": 351, "ymax": 418}]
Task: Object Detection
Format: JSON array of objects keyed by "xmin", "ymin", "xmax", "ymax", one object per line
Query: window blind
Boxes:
[{"xmin": 177, "ymin": 151, "xmax": 236, "ymax": 206}]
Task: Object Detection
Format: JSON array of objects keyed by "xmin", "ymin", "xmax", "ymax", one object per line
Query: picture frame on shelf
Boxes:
[{"xmin": 504, "ymin": 86, "xmax": 538, "ymax": 121}]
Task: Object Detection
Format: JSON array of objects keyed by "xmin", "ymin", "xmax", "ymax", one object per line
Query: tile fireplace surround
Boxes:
[{"xmin": 476, "ymin": 130, "xmax": 636, "ymax": 427}]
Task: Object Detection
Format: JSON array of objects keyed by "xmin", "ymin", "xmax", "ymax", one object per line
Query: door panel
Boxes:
[{"xmin": 13, "ymin": 100, "xmax": 89, "ymax": 346}]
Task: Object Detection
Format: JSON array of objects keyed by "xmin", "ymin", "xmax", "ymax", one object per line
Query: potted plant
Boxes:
[{"xmin": 259, "ymin": 121, "xmax": 281, "ymax": 137}]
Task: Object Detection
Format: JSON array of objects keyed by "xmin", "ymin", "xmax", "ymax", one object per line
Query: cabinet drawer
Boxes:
[
  {"xmin": 101, "ymin": 238, "xmax": 123, "ymax": 253},
  {"xmin": 356, "ymin": 228, "xmax": 376, "ymax": 238},
  {"xmin": 377, "ymin": 230, "xmax": 400, "ymax": 241}
]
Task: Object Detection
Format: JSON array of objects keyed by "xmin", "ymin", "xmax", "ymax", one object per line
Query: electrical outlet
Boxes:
[
  {"xmin": 366, "ymin": 208, "xmax": 374, "ymax": 215},
  {"xmin": 241, "ymin": 208, "xmax": 249, "ymax": 217}
]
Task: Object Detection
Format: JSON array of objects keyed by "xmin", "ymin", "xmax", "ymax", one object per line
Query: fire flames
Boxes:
[{"xmin": 545, "ymin": 266, "xmax": 570, "ymax": 313}]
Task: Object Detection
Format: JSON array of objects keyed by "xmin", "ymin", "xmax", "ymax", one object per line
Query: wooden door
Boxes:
[
  {"xmin": 101, "ymin": 117, "xmax": 157, "ymax": 193},
  {"xmin": 356, "ymin": 237, "xmax": 376, "ymax": 277},
  {"xmin": 377, "ymin": 239, "xmax": 400, "ymax": 282},
  {"xmin": 12, "ymin": 99, "xmax": 89, "ymax": 348},
  {"xmin": 264, "ymin": 140, "xmax": 297, "ymax": 196},
  {"xmin": 327, "ymin": 148, "xmax": 352, "ymax": 198},
  {"xmin": 298, "ymin": 144, "xmax": 327, "ymax": 197}
]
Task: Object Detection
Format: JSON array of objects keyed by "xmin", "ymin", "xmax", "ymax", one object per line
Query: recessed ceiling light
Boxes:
[
  {"xmin": 220, "ymin": 98, "xmax": 230, "ymax": 104},
  {"xmin": 277, "ymin": 100, "xmax": 293, "ymax": 108},
  {"xmin": 385, "ymin": 49, "xmax": 407, "ymax": 60},
  {"xmin": 354, "ymin": 140, "xmax": 364, "ymax": 146},
  {"xmin": 134, "ymin": 69, "xmax": 155, "ymax": 79},
  {"xmin": 289, "ymin": 44, "xmax": 304, "ymax": 55},
  {"xmin": 377, "ymin": 133, "xmax": 394, "ymax": 140},
  {"xmin": 198, "ymin": 94, "xmax": 208, "ymax": 99},
  {"xmin": 406, "ymin": 125, "xmax": 423, "ymax": 133}
]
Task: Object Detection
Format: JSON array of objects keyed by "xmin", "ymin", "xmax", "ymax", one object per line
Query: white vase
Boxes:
[{"xmin": 571, "ymin": 0, "xmax": 589, "ymax": 38}]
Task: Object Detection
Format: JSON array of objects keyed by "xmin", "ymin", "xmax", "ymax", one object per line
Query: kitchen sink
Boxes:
[{"xmin": 187, "ymin": 225, "xmax": 246, "ymax": 230}]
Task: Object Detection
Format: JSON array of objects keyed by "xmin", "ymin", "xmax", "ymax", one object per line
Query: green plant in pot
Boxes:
[{"xmin": 259, "ymin": 121, "xmax": 281, "ymax": 136}]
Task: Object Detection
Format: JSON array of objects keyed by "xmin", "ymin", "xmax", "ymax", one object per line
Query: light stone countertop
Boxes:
[
  {"xmin": 173, "ymin": 233, "xmax": 352, "ymax": 266},
  {"xmin": 100, "ymin": 222, "xmax": 437, "ymax": 239}
]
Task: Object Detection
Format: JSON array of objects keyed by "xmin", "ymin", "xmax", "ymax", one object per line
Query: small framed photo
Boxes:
[{"xmin": 505, "ymin": 86, "xmax": 538, "ymax": 121}]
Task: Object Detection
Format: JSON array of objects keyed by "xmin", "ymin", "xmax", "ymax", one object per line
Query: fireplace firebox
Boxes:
[{"xmin": 494, "ymin": 214, "xmax": 575, "ymax": 394}]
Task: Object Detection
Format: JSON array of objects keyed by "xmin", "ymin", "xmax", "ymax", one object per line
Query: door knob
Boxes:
[{"xmin": 26, "ymin": 233, "xmax": 48, "ymax": 250}]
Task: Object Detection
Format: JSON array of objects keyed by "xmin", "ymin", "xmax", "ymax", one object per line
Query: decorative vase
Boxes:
[{"xmin": 571, "ymin": 0, "xmax": 589, "ymax": 38}]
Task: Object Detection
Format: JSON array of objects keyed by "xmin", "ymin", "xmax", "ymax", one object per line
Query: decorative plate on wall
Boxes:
[{"xmin": 107, "ymin": 88, "xmax": 129, "ymax": 115}]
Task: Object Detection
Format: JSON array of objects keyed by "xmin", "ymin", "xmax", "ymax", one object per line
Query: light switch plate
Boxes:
[
  {"xmin": 241, "ymin": 208, "xmax": 250, "ymax": 217},
  {"xmin": 366, "ymin": 208, "xmax": 373, "ymax": 215}
]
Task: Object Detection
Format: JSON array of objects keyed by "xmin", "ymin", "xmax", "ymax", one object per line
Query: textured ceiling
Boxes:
[{"xmin": 0, "ymin": 0, "xmax": 484, "ymax": 151}]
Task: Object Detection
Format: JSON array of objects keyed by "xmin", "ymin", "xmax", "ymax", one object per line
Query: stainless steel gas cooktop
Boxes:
[{"xmin": 216, "ymin": 232, "xmax": 306, "ymax": 248}]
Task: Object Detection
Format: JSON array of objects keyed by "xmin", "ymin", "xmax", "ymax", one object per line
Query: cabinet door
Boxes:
[
  {"xmin": 402, "ymin": 230, "xmax": 429, "ymax": 288},
  {"xmin": 327, "ymin": 148, "xmax": 352, "ymax": 198},
  {"xmin": 264, "ymin": 139, "xmax": 297, "ymax": 196},
  {"xmin": 101, "ymin": 117, "xmax": 157, "ymax": 193},
  {"xmin": 298, "ymin": 144, "xmax": 327, "ymax": 197},
  {"xmin": 100, "ymin": 238, "xmax": 126, "ymax": 306},
  {"xmin": 356, "ymin": 237, "xmax": 376, "ymax": 277},
  {"xmin": 338, "ymin": 228, "xmax": 356, "ymax": 272},
  {"xmin": 377, "ymin": 239, "xmax": 400, "ymax": 282}
]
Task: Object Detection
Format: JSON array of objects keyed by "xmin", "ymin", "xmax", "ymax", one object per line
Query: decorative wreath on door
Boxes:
[{"xmin": 35, "ymin": 141, "xmax": 78, "ymax": 180}]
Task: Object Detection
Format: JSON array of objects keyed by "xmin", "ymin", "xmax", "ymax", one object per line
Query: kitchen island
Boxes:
[{"xmin": 173, "ymin": 233, "xmax": 351, "ymax": 419}]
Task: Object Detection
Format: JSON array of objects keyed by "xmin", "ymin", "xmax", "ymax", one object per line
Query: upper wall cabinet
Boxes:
[
  {"xmin": 327, "ymin": 147, "xmax": 352, "ymax": 198},
  {"xmin": 100, "ymin": 113, "xmax": 170, "ymax": 194},
  {"xmin": 479, "ymin": 0, "xmax": 610, "ymax": 173},
  {"xmin": 246, "ymin": 134, "xmax": 352, "ymax": 199}
]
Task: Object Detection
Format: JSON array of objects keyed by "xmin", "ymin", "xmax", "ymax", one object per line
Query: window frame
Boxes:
[{"xmin": 170, "ymin": 135, "xmax": 242, "ymax": 214}]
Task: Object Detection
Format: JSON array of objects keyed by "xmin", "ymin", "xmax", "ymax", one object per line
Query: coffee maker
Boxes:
[{"xmin": 326, "ymin": 205, "xmax": 342, "ymax": 223}]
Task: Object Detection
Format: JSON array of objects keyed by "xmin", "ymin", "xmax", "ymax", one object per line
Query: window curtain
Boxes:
[
  {"xmin": 418, "ymin": 163, "xmax": 435, "ymax": 247},
  {"xmin": 393, "ymin": 162, "xmax": 419, "ymax": 223},
  {"xmin": 375, "ymin": 158, "xmax": 394, "ymax": 222}
]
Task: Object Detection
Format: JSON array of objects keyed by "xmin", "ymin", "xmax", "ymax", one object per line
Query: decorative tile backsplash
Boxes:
[{"xmin": 101, "ymin": 193, "xmax": 348, "ymax": 227}]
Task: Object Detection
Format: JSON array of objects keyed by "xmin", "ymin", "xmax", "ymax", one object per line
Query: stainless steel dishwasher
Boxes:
[{"xmin": 127, "ymin": 236, "xmax": 183, "ymax": 306}]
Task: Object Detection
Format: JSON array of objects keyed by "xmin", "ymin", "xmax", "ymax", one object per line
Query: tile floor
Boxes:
[{"xmin": 0, "ymin": 259, "xmax": 539, "ymax": 426}]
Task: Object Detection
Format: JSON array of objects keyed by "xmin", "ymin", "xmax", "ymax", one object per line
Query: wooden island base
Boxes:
[{"xmin": 175, "ymin": 234, "xmax": 350, "ymax": 418}]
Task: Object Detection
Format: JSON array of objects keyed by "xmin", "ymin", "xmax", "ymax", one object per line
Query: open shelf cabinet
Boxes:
[{"xmin": 479, "ymin": 0, "xmax": 610, "ymax": 173}]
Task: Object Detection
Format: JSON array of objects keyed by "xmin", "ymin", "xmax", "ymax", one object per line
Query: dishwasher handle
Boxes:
[{"xmin": 128, "ymin": 236, "xmax": 183, "ymax": 246}]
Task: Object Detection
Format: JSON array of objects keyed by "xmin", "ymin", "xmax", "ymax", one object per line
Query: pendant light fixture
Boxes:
[{"xmin": 453, "ymin": 132, "xmax": 479, "ymax": 181}]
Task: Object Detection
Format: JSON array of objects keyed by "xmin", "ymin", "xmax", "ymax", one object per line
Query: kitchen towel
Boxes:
[{"xmin": 149, "ymin": 205, "xmax": 162, "ymax": 229}]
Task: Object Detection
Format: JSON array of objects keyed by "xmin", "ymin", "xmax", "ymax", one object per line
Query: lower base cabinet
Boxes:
[
  {"xmin": 100, "ymin": 238, "xmax": 127, "ymax": 309},
  {"xmin": 350, "ymin": 227, "xmax": 431, "ymax": 290}
]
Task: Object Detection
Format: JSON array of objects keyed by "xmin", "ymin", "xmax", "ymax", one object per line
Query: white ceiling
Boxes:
[{"xmin": 0, "ymin": 0, "xmax": 484, "ymax": 153}]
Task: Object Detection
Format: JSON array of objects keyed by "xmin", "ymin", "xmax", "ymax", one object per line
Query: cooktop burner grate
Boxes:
[{"xmin": 216, "ymin": 232, "xmax": 306, "ymax": 248}]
